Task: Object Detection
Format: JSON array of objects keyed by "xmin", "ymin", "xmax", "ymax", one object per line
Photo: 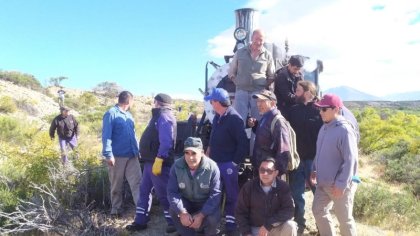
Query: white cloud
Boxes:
[{"xmin": 207, "ymin": 0, "xmax": 420, "ymax": 97}]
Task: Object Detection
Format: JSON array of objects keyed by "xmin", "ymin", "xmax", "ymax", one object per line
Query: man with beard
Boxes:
[{"xmin": 288, "ymin": 81, "xmax": 323, "ymax": 235}]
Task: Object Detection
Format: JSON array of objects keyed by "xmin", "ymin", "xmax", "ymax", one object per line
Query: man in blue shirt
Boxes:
[{"xmin": 102, "ymin": 91, "xmax": 142, "ymax": 217}]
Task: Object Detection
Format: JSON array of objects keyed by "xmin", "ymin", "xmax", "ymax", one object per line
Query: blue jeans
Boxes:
[
  {"xmin": 58, "ymin": 136, "xmax": 77, "ymax": 164},
  {"xmin": 289, "ymin": 159, "xmax": 315, "ymax": 228}
]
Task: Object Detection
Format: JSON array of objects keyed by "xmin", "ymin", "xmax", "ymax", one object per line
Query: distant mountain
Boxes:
[
  {"xmin": 322, "ymin": 86, "xmax": 381, "ymax": 101},
  {"xmin": 382, "ymin": 91, "xmax": 420, "ymax": 101}
]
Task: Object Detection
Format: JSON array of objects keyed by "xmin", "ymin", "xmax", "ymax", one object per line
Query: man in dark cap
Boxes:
[
  {"xmin": 49, "ymin": 106, "xmax": 79, "ymax": 164},
  {"xmin": 247, "ymin": 89, "xmax": 291, "ymax": 177},
  {"xmin": 127, "ymin": 93, "xmax": 177, "ymax": 233},
  {"xmin": 273, "ymin": 55, "xmax": 305, "ymax": 120},
  {"xmin": 204, "ymin": 88, "xmax": 248, "ymax": 235},
  {"xmin": 167, "ymin": 137, "xmax": 222, "ymax": 235}
]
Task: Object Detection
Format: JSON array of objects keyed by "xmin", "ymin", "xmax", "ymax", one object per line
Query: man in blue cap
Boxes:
[{"xmin": 204, "ymin": 88, "xmax": 248, "ymax": 236}]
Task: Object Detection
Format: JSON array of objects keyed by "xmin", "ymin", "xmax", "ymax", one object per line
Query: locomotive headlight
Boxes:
[{"xmin": 234, "ymin": 27, "xmax": 247, "ymax": 41}]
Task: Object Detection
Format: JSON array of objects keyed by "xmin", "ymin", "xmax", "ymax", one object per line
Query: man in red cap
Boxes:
[{"xmin": 310, "ymin": 94, "xmax": 359, "ymax": 236}]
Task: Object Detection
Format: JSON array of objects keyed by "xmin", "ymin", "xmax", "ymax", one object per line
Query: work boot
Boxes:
[{"xmin": 125, "ymin": 222, "xmax": 147, "ymax": 232}]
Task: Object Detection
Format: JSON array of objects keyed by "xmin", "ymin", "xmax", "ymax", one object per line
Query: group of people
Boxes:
[{"xmin": 49, "ymin": 28, "xmax": 359, "ymax": 236}]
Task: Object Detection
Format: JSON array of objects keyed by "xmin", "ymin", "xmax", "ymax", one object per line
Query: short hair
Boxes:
[
  {"xmin": 261, "ymin": 157, "xmax": 277, "ymax": 170},
  {"xmin": 118, "ymin": 91, "xmax": 133, "ymax": 104},
  {"xmin": 298, "ymin": 81, "xmax": 318, "ymax": 97}
]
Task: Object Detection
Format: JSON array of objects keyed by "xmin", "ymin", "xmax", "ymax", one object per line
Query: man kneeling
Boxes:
[
  {"xmin": 167, "ymin": 137, "xmax": 222, "ymax": 236},
  {"xmin": 236, "ymin": 157, "xmax": 297, "ymax": 236}
]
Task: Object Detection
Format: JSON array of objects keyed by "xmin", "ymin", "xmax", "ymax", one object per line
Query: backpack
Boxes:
[{"xmin": 270, "ymin": 114, "xmax": 300, "ymax": 171}]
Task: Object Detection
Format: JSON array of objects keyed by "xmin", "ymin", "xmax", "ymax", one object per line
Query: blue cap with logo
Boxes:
[{"xmin": 204, "ymin": 88, "xmax": 230, "ymax": 104}]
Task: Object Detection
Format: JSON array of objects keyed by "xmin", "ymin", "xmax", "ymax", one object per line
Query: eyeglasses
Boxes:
[
  {"xmin": 319, "ymin": 106, "xmax": 335, "ymax": 112},
  {"xmin": 259, "ymin": 167, "xmax": 275, "ymax": 175}
]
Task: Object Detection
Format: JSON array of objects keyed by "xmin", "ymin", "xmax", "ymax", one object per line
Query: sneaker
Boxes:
[
  {"xmin": 165, "ymin": 224, "xmax": 177, "ymax": 233},
  {"xmin": 125, "ymin": 222, "xmax": 147, "ymax": 232}
]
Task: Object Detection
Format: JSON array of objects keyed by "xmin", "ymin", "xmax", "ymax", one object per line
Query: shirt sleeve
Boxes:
[
  {"xmin": 49, "ymin": 117, "xmax": 57, "ymax": 138},
  {"xmin": 200, "ymin": 166, "xmax": 222, "ymax": 215},
  {"xmin": 228, "ymin": 53, "xmax": 238, "ymax": 79},
  {"xmin": 102, "ymin": 112, "xmax": 113, "ymax": 159},
  {"xmin": 274, "ymin": 119, "xmax": 290, "ymax": 175},
  {"xmin": 335, "ymin": 126, "xmax": 358, "ymax": 190},
  {"xmin": 232, "ymin": 116, "xmax": 249, "ymax": 165},
  {"xmin": 157, "ymin": 116, "xmax": 175, "ymax": 158},
  {"xmin": 235, "ymin": 181, "xmax": 252, "ymax": 235}
]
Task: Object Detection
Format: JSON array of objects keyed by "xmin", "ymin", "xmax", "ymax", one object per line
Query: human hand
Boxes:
[
  {"xmin": 152, "ymin": 157, "xmax": 164, "ymax": 176},
  {"xmin": 258, "ymin": 226, "xmax": 269, "ymax": 236},
  {"xmin": 310, "ymin": 171, "xmax": 317, "ymax": 186},
  {"xmin": 247, "ymin": 117, "xmax": 256, "ymax": 128},
  {"xmin": 332, "ymin": 185, "xmax": 344, "ymax": 198},
  {"xmin": 190, "ymin": 212, "xmax": 205, "ymax": 229},
  {"xmin": 179, "ymin": 212, "xmax": 193, "ymax": 227},
  {"xmin": 106, "ymin": 157, "xmax": 115, "ymax": 167}
]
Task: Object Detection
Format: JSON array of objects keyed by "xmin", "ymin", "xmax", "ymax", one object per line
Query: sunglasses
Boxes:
[
  {"xmin": 319, "ymin": 106, "xmax": 335, "ymax": 112},
  {"xmin": 259, "ymin": 167, "xmax": 275, "ymax": 175}
]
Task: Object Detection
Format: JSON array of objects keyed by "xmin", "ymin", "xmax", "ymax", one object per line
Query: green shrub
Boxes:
[
  {"xmin": 0, "ymin": 116, "xmax": 39, "ymax": 145},
  {"xmin": 15, "ymin": 98, "xmax": 38, "ymax": 116},
  {"xmin": 354, "ymin": 182, "xmax": 420, "ymax": 231},
  {"xmin": 0, "ymin": 70, "xmax": 43, "ymax": 91},
  {"xmin": 0, "ymin": 96, "xmax": 17, "ymax": 113}
]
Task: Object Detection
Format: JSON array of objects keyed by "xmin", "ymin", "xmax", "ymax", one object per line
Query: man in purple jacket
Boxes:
[
  {"xmin": 205, "ymin": 88, "xmax": 248, "ymax": 236},
  {"xmin": 126, "ymin": 93, "xmax": 177, "ymax": 233},
  {"xmin": 311, "ymin": 94, "xmax": 358, "ymax": 236}
]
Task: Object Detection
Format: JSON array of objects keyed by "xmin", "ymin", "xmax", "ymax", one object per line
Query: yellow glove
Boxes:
[{"xmin": 152, "ymin": 157, "xmax": 164, "ymax": 176}]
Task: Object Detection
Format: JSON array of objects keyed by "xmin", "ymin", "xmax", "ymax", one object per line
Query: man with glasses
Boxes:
[
  {"xmin": 311, "ymin": 94, "xmax": 359, "ymax": 236},
  {"xmin": 204, "ymin": 87, "xmax": 249, "ymax": 236},
  {"xmin": 248, "ymin": 89, "xmax": 291, "ymax": 178},
  {"xmin": 167, "ymin": 137, "xmax": 222, "ymax": 236},
  {"xmin": 235, "ymin": 157, "xmax": 297, "ymax": 236}
]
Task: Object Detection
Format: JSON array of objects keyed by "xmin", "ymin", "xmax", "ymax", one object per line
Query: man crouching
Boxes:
[
  {"xmin": 167, "ymin": 137, "xmax": 222, "ymax": 236},
  {"xmin": 236, "ymin": 157, "xmax": 297, "ymax": 236}
]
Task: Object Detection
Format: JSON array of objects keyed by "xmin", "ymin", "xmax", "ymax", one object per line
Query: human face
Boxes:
[
  {"xmin": 288, "ymin": 65, "xmax": 302, "ymax": 76},
  {"xmin": 61, "ymin": 110, "xmax": 69, "ymax": 117},
  {"xmin": 295, "ymin": 85, "xmax": 306, "ymax": 103},
  {"xmin": 319, "ymin": 106, "xmax": 338, "ymax": 123},
  {"xmin": 251, "ymin": 31, "xmax": 264, "ymax": 51},
  {"xmin": 256, "ymin": 98, "xmax": 271, "ymax": 115},
  {"xmin": 259, "ymin": 161, "xmax": 278, "ymax": 186},
  {"xmin": 184, "ymin": 150, "xmax": 203, "ymax": 170}
]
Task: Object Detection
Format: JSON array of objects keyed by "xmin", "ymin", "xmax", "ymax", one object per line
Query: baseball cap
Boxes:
[
  {"xmin": 154, "ymin": 93, "xmax": 172, "ymax": 104},
  {"xmin": 314, "ymin": 94, "xmax": 343, "ymax": 108},
  {"xmin": 184, "ymin": 137, "xmax": 203, "ymax": 153},
  {"xmin": 204, "ymin": 88, "xmax": 230, "ymax": 104},
  {"xmin": 60, "ymin": 106, "xmax": 70, "ymax": 111},
  {"xmin": 252, "ymin": 89, "xmax": 277, "ymax": 101}
]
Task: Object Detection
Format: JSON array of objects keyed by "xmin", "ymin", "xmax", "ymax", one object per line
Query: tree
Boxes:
[
  {"xmin": 49, "ymin": 76, "xmax": 68, "ymax": 87},
  {"xmin": 92, "ymin": 81, "xmax": 122, "ymax": 98}
]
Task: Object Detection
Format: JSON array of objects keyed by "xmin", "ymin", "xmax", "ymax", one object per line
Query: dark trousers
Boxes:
[
  {"xmin": 217, "ymin": 161, "xmax": 239, "ymax": 231},
  {"xmin": 135, "ymin": 162, "xmax": 173, "ymax": 225}
]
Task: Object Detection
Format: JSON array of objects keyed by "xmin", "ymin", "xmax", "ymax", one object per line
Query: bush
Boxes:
[
  {"xmin": 0, "ymin": 96, "xmax": 17, "ymax": 113},
  {"xmin": 15, "ymin": 98, "xmax": 39, "ymax": 116},
  {"xmin": 354, "ymin": 182, "xmax": 420, "ymax": 231},
  {"xmin": 0, "ymin": 70, "xmax": 43, "ymax": 91}
]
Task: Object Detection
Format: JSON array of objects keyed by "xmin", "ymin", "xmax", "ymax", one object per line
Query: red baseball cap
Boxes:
[{"xmin": 314, "ymin": 94, "xmax": 343, "ymax": 108}]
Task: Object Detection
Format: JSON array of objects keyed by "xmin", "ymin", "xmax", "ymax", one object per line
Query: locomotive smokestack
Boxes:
[{"xmin": 234, "ymin": 8, "xmax": 258, "ymax": 47}]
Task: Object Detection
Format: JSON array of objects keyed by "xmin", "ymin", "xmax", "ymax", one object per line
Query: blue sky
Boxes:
[{"xmin": 1, "ymin": 0, "xmax": 419, "ymax": 99}]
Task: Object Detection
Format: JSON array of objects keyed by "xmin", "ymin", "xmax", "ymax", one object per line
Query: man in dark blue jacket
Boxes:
[
  {"xmin": 168, "ymin": 137, "xmax": 222, "ymax": 236},
  {"xmin": 102, "ymin": 91, "xmax": 142, "ymax": 217},
  {"xmin": 205, "ymin": 88, "xmax": 248, "ymax": 235},
  {"xmin": 126, "ymin": 93, "xmax": 177, "ymax": 233}
]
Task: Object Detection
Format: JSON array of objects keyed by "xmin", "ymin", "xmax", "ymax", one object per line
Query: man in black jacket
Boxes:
[
  {"xmin": 235, "ymin": 157, "xmax": 297, "ymax": 236},
  {"xmin": 273, "ymin": 55, "xmax": 305, "ymax": 120},
  {"xmin": 49, "ymin": 106, "xmax": 79, "ymax": 164},
  {"xmin": 288, "ymin": 81, "xmax": 323, "ymax": 235}
]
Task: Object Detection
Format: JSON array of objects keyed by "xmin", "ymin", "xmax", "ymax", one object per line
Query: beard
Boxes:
[{"xmin": 295, "ymin": 95, "xmax": 306, "ymax": 104}]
